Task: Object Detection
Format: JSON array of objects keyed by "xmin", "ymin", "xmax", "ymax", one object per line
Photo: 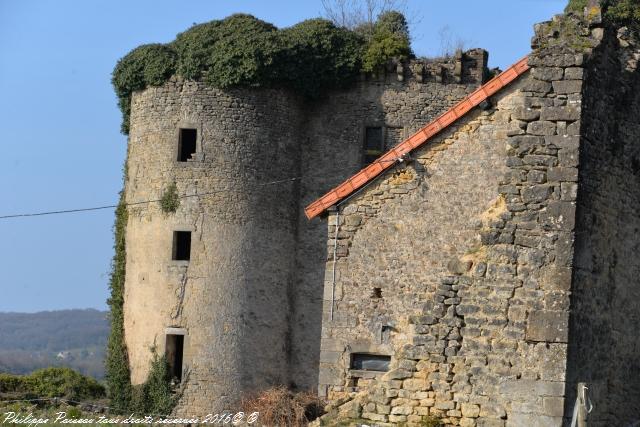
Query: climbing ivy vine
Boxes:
[{"xmin": 112, "ymin": 13, "xmax": 412, "ymax": 134}]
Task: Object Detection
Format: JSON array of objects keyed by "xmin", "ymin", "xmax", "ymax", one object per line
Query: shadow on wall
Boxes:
[{"xmin": 565, "ymin": 26, "xmax": 640, "ymax": 426}]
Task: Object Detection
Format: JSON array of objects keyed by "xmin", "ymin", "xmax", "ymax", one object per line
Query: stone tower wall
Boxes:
[
  {"xmin": 124, "ymin": 80, "xmax": 304, "ymax": 412},
  {"xmin": 122, "ymin": 51, "xmax": 488, "ymax": 414},
  {"xmin": 566, "ymin": 24, "xmax": 640, "ymax": 425}
]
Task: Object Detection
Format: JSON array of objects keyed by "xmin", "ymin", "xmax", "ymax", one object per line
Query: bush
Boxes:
[
  {"xmin": 131, "ymin": 350, "xmax": 176, "ymax": 416},
  {"xmin": 604, "ymin": 0, "xmax": 640, "ymax": 26},
  {"xmin": 241, "ymin": 387, "xmax": 325, "ymax": 426},
  {"xmin": 0, "ymin": 373, "xmax": 27, "ymax": 393},
  {"xmin": 277, "ymin": 19, "xmax": 364, "ymax": 97},
  {"xmin": 113, "ymin": 12, "xmax": 412, "ymax": 133},
  {"xmin": 362, "ymin": 11, "xmax": 412, "ymax": 72},
  {"xmin": 160, "ymin": 182, "xmax": 180, "ymax": 214},
  {"xmin": 0, "ymin": 368, "xmax": 105, "ymax": 401},
  {"xmin": 105, "ymin": 189, "xmax": 132, "ymax": 412},
  {"xmin": 112, "ymin": 44, "xmax": 177, "ymax": 134},
  {"xmin": 566, "ymin": 0, "xmax": 640, "ymax": 28},
  {"xmin": 565, "ymin": 0, "xmax": 589, "ymax": 14}
]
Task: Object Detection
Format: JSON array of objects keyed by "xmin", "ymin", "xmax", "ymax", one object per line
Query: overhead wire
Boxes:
[{"xmin": 0, "ymin": 177, "xmax": 301, "ymax": 220}]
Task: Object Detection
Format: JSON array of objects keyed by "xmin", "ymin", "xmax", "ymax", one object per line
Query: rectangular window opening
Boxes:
[
  {"xmin": 165, "ymin": 334, "xmax": 184, "ymax": 382},
  {"xmin": 350, "ymin": 353, "xmax": 391, "ymax": 372},
  {"xmin": 177, "ymin": 128, "xmax": 197, "ymax": 162},
  {"xmin": 172, "ymin": 231, "xmax": 191, "ymax": 261},
  {"xmin": 363, "ymin": 126, "xmax": 384, "ymax": 166}
]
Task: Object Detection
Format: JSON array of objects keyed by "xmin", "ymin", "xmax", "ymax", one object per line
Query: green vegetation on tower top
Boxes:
[
  {"xmin": 565, "ymin": 0, "xmax": 640, "ymax": 27},
  {"xmin": 112, "ymin": 13, "xmax": 412, "ymax": 134}
]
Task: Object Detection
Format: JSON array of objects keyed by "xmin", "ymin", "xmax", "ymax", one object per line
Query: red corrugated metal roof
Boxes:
[{"xmin": 304, "ymin": 55, "xmax": 530, "ymax": 220}]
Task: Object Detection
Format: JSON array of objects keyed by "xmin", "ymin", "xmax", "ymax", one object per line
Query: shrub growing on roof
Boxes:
[
  {"xmin": 566, "ymin": 0, "xmax": 640, "ymax": 28},
  {"xmin": 112, "ymin": 44, "xmax": 177, "ymax": 134},
  {"xmin": 112, "ymin": 12, "xmax": 412, "ymax": 134},
  {"xmin": 362, "ymin": 11, "xmax": 412, "ymax": 72}
]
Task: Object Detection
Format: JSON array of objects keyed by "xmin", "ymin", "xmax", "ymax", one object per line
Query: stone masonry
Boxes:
[
  {"xmin": 122, "ymin": 48, "xmax": 487, "ymax": 415},
  {"xmin": 316, "ymin": 10, "xmax": 640, "ymax": 427},
  {"xmin": 121, "ymin": 6, "xmax": 640, "ymax": 425}
]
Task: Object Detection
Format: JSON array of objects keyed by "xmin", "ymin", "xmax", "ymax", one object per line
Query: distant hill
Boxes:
[{"xmin": 0, "ymin": 309, "xmax": 109, "ymax": 379}]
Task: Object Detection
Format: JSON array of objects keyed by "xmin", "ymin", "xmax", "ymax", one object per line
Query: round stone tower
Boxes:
[{"xmin": 122, "ymin": 76, "xmax": 303, "ymax": 412}]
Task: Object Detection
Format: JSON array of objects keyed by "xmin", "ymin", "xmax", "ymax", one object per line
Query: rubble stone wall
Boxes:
[
  {"xmin": 566, "ymin": 23, "xmax": 640, "ymax": 426},
  {"xmin": 123, "ymin": 51, "xmax": 488, "ymax": 414},
  {"xmin": 317, "ymin": 15, "xmax": 601, "ymax": 427}
]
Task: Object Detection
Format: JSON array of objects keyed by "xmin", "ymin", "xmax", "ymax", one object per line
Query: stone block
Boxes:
[
  {"xmin": 391, "ymin": 406, "xmax": 413, "ymax": 415},
  {"xmin": 521, "ymin": 185, "xmax": 553, "ymax": 203},
  {"xmin": 523, "ymin": 154, "xmax": 557, "ymax": 167},
  {"xmin": 542, "ymin": 396, "xmax": 565, "ymax": 417},
  {"xmin": 461, "ymin": 403, "xmax": 480, "ymax": 418},
  {"xmin": 558, "ymin": 147, "xmax": 579, "ymax": 167},
  {"xmin": 403, "ymin": 378, "xmax": 428, "ymax": 391},
  {"xmin": 527, "ymin": 121, "xmax": 557, "ymax": 135},
  {"xmin": 522, "ymin": 79, "xmax": 552, "ymax": 94},
  {"xmin": 564, "ymin": 67, "xmax": 583, "ymax": 80},
  {"xmin": 545, "ymin": 135, "xmax": 579, "ymax": 149},
  {"xmin": 388, "ymin": 414, "xmax": 408, "ymax": 422},
  {"xmin": 460, "ymin": 418, "xmax": 477, "ymax": 427},
  {"xmin": 318, "ymin": 366, "xmax": 343, "ymax": 385},
  {"xmin": 319, "ymin": 351, "xmax": 342, "ymax": 364},
  {"xmin": 362, "ymin": 412, "xmax": 387, "ymax": 422},
  {"xmin": 526, "ymin": 310, "xmax": 569, "ymax": 343},
  {"xmin": 384, "ymin": 368, "xmax": 413, "ymax": 380},
  {"xmin": 560, "ymin": 182, "xmax": 578, "ymax": 201},
  {"xmin": 506, "ymin": 412, "xmax": 562, "ymax": 427},
  {"xmin": 531, "ymin": 67, "xmax": 564, "ymax": 81},
  {"xmin": 499, "ymin": 379, "xmax": 565, "ymax": 398},
  {"xmin": 512, "ymin": 107, "xmax": 541, "ymax": 121},
  {"xmin": 552, "ymin": 80, "xmax": 583, "ymax": 94},
  {"xmin": 479, "ymin": 403, "xmax": 506, "ymax": 418},
  {"xmin": 547, "ymin": 167, "xmax": 578, "ymax": 182},
  {"xmin": 539, "ymin": 106, "xmax": 580, "ymax": 121},
  {"xmin": 539, "ymin": 201, "xmax": 576, "ymax": 231}
]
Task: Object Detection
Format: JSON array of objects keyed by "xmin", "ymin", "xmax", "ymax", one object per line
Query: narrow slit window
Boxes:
[
  {"xmin": 363, "ymin": 126, "xmax": 384, "ymax": 166},
  {"xmin": 172, "ymin": 231, "xmax": 191, "ymax": 261},
  {"xmin": 350, "ymin": 353, "xmax": 390, "ymax": 372},
  {"xmin": 165, "ymin": 334, "xmax": 184, "ymax": 382},
  {"xmin": 177, "ymin": 128, "xmax": 197, "ymax": 162}
]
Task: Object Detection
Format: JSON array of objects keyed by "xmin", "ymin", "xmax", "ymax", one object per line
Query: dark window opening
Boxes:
[
  {"xmin": 172, "ymin": 231, "xmax": 191, "ymax": 261},
  {"xmin": 165, "ymin": 334, "xmax": 184, "ymax": 382},
  {"xmin": 178, "ymin": 128, "xmax": 197, "ymax": 162},
  {"xmin": 350, "ymin": 353, "xmax": 391, "ymax": 372},
  {"xmin": 363, "ymin": 126, "xmax": 384, "ymax": 166},
  {"xmin": 371, "ymin": 287, "xmax": 382, "ymax": 298}
]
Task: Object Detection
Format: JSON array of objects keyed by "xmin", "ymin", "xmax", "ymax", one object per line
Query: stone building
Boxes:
[{"xmin": 120, "ymin": 5, "xmax": 640, "ymax": 427}]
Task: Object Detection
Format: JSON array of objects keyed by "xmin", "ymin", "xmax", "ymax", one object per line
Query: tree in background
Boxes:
[{"xmin": 321, "ymin": 0, "xmax": 408, "ymax": 33}]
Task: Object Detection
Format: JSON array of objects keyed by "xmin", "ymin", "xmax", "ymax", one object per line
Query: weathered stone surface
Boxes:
[
  {"xmin": 526, "ymin": 310, "xmax": 569, "ymax": 343},
  {"xmin": 552, "ymin": 80, "xmax": 583, "ymax": 94},
  {"xmin": 527, "ymin": 121, "xmax": 557, "ymax": 135},
  {"xmin": 532, "ymin": 67, "xmax": 564, "ymax": 81},
  {"xmin": 539, "ymin": 106, "xmax": 580, "ymax": 121}
]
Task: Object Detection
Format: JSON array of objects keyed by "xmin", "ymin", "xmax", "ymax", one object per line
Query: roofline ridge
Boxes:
[{"xmin": 304, "ymin": 55, "xmax": 531, "ymax": 220}]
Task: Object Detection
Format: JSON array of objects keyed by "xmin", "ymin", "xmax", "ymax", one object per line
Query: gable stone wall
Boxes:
[{"xmin": 316, "ymin": 14, "xmax": 603, "ymax": 427}]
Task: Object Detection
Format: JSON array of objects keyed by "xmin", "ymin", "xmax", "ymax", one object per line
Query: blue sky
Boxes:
[{"xmin": 0, "ymin": 0, "xmax": 566, "ymax": 313}]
